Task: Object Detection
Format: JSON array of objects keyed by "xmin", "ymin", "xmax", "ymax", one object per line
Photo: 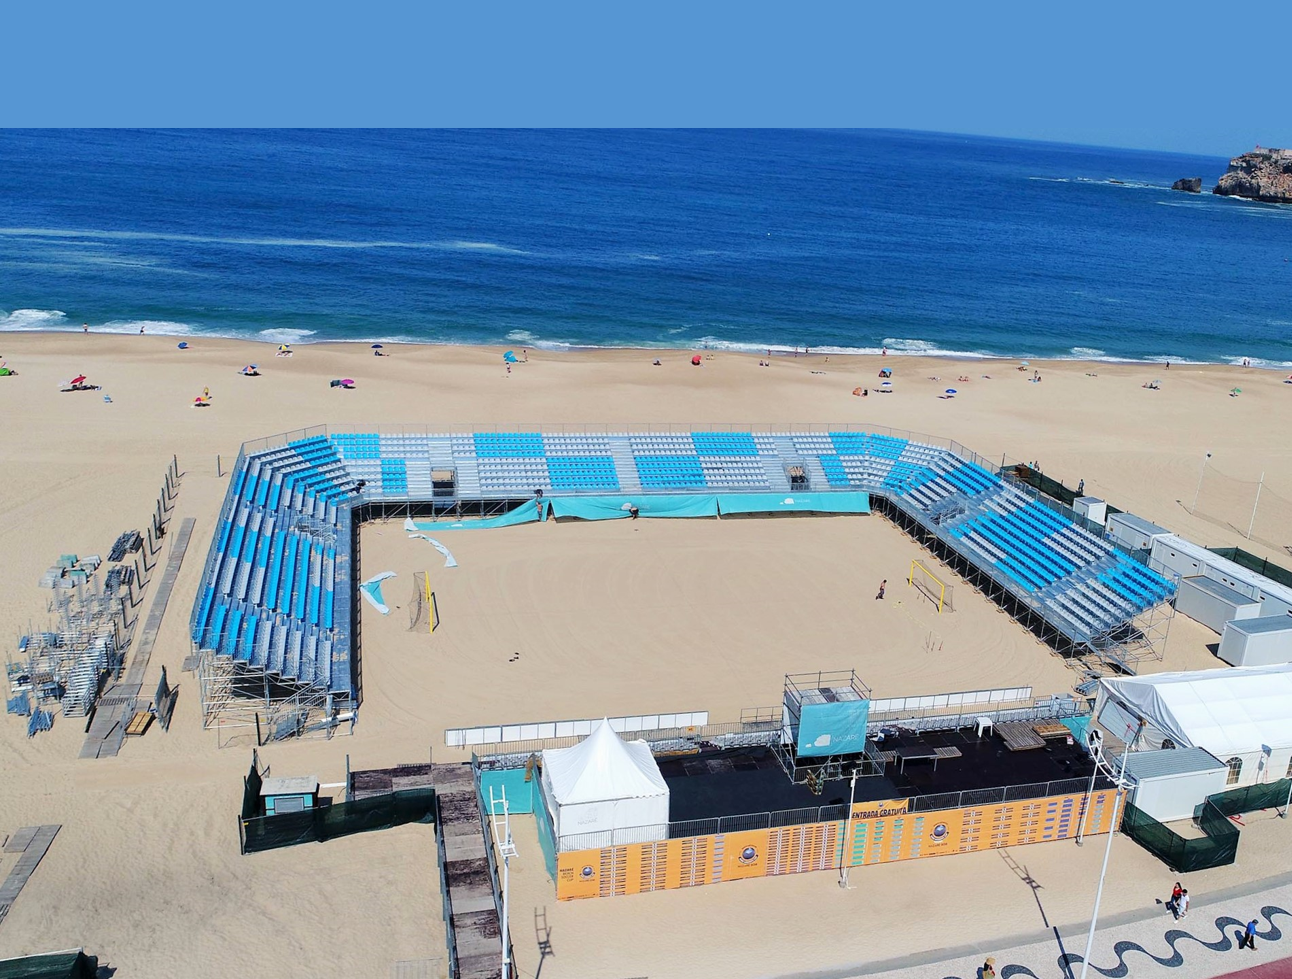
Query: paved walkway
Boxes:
[{"xmin": 780, "ymin": 872, "xmax": 1292, "ymax": 979}]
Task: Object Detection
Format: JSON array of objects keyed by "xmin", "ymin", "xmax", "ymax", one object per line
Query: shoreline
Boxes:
[{"xmin": 1, "ymin": 327, "xmax": 1288, "ymax": 371}]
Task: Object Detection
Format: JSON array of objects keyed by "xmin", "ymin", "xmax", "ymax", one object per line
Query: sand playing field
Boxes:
[{"xmin": 0, "ymin": 334, "xmax": 1289, "ymax": 978}]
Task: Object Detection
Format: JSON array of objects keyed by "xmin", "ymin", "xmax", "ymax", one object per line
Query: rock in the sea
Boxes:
[
  {"xmin": 1213, "ymin": 149, "xmax": 1292, "ymax": 203},
  {"xmin": 1171, "ymin": 177, "xmax": 1202, "ymax": 193}
]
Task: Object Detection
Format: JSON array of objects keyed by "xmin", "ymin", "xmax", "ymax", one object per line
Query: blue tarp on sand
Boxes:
[
  {"xmin": 715, "ymin": 492, "xmax": 870, "ymax": 515},
  {"xmin": 546, "ymin": 495, "xmax": 719, "ymax": 520},
  {"xmin": 406, "ymin": 500, "xmax": 544, "ymax": 531}
]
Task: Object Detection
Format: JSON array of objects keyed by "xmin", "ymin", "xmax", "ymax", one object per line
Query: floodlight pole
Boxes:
[
  {"xmin": 1246, "ymin": 472, "xmax": 1264, "ymax": 540},
  {"xmin": 1190, "ymin": 452, "xmax": 1212, "ymax": 513},
  {"xmin": 490, "ymin": 786, "xmax": 517, "ymax": 979},
  {"xmin": 1078, "ymin": 723, "xmax": 1139, "ymax": 979},
  {"xmin": 839, "ymin": 767, "xmax": 859, "ymax": 889}
]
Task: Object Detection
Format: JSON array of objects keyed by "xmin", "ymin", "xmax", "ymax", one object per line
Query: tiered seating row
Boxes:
[{"xmin": 191, "ymin": 437, "xmax": 349, "ymax": 693}]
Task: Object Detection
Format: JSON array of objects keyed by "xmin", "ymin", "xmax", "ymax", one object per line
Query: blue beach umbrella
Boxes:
[
  {"xmin": 945, "ymin": 388, "xmax": 957, "ymax": 395},
  {"xmin": 371, "ymin": 343, "xmax": 383, "ymax": 349}
]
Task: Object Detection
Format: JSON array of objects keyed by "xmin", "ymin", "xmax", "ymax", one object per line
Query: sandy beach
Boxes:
[{"xmin": 1, "ymin": 333, "xmax": 1290, "ymax": 979}]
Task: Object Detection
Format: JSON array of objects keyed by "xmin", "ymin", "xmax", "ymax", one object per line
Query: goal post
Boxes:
[
  {"xmin": 909, "ymin": 559, "xmax": 952, "ymax": 613},
  {"xmin": 409, "ymin": 571, "xmax": 441, "ymax": 633}
]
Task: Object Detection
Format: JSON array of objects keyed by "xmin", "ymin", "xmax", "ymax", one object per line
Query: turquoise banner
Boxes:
[
  {"xmin": 547, "ymin": 495, "xmax": 718, "ymax": 520},
  {"xmin": 478, "ymin": 768, "xmax": 536, "ymax": 814},
  {"xmin": 716, "ymin": 492, "xmax": 870, "ymax": 515},
  {"xmin": 797, "ymin": 699, "xmax": 871, "ymax": 757},
  {"xmin": 409, "ymin": 500, "xmax": 543, "ymax": 531}
]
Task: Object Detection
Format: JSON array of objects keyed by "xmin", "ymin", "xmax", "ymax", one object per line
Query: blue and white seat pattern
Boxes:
[
  {"xmin": 192, "ymin": 429, "xmax": 1175, "ymax": 671},
  {"xmin": 190, "ymin": 436, "xmax": 351, "ymax": 695}
]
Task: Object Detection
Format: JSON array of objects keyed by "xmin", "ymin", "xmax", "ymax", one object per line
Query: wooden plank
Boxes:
[
  {"xmin": 0, "ymin": 825, "xmax": 59, "ymax": 928},
  {"xmin": 81, "ymin": 518, "xmax": 193, "ymax": 760},
  {"xmin": 997, "ymin": 722, "xmax": 1046, "ymax": 751},
  {"xmin": 1032, "ymin": 721, "xmax": 1071, "ymax": 740},
  {"xmin": 3, "ymin": 828, "xmax": 36, "ymax": 854},
  {"xmin": 125, "ymin": 711, "xmax": 153, "ymax": 736}
]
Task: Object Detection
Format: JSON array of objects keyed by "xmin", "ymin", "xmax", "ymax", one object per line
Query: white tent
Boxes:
[
  {"xmin": 1096, "ymin": 664, "xmax": 1292, "ymax": 788},
  {"xmin": 540, "ymin": 718, "xmax": 670, "ymax": 845}
]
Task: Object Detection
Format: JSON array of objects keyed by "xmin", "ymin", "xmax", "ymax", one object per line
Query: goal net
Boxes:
[
  {"xmin": 408, "ymin": 571, "xmax": 440, "ymax": 633},
  {"xmin": 909, "ymin": 559, "xmax": 953, "ymax": 613}
]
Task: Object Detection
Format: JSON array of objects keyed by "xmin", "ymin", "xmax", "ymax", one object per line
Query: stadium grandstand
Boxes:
[{"xmin": 190, "ymin": 425, "xmax": 1177, "ymax": 733}]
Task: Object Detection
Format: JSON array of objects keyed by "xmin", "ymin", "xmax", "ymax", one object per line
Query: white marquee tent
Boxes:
[
  {"xmin": 540, "ymin": 718, "xmax": 670, "ymax": 845},
  {"xmin": 1096, "ymin": 664, "xmax": 1292, "ymax": 788}
]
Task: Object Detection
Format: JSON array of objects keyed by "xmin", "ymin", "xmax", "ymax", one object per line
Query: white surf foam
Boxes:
[
  {"xmin": 0, "ymin": 308, "xmax": 69, "ymax": 330},
  {"xmin": 505, "ymin": 330, "xmax": 539, "ymax": 343},
  {"xmin": 96, "ymin": 319, "xmax": 200, "ymax": 336},
  {"xmin": 256, "ymin": 328, "xmax": 318, "ymax": 344},
  {"xmin": 0, "ymin": 226, "xmax": 531, "ymax": 254}
]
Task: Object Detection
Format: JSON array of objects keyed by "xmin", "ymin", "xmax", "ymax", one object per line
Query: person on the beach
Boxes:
[
  {"xmin": 83, "ymin": 323, "xmax": 88, "ymax": 334},
  {"xmin": 1177, "ymin": 889, "xmax": 1189, "ymax": 919},
  {"xmin": 1242, "ymin": 918, "xmax": 1258, "ymax": 950},
  {"xmin": 1168, "ymin": 881, "xmax": 1181, "ymax": 914},
  {"xmin": 876, "ymin": 579, "xmax": 886, "ymax": 600},
  {"xmin": 628, "ymin": 504, "xmax": 639, "ymax": 520},
  {"xmin": 139, "ymin": 324, "xmax": 145, "ymax": 334}
]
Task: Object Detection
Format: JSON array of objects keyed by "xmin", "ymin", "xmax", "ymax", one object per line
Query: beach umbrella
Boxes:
[
  {"xmin": 1231, "ymin": 387, "xmax": 1242, "ymax": 395},
  {"xmin": 1020, "ymin": 360, "xmax": 1030, "ymax": 367},
  {"xmin": 71, "ymin": 374, "xmax": 87, "ymax": 385},
  {"xmin": 945, "ymin": 388, "xmax": 957, "ymax": 395},
  {"xmin": 371, "ymin": 343, "xmax": 383, "ymax": 349},
  {"xmin": 177, "ymin": 341, "xmax": 189, "ymax": 350},
  {"xmin": 881, "ymin": 380, "xmax": 892, "ymax": 387}
]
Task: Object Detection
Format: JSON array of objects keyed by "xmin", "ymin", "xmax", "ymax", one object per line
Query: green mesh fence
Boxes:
[
  {"xmin": 1209, "ymin": 778, "xmax": 1292, "ymax": 816},
  {"xmin": 0, "ymin": 950, "xmax": 97, "ymax": 979},
  {"xmin": 238, "ymin": 756, "xmax": 435, "ymax": 854},
  {"xmin": 1121, "ymin": 796, "xmax": 1245, "ymax": 873}
]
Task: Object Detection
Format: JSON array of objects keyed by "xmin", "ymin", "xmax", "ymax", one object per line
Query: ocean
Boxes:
[{"xmin": 1, "ymin": 128, "xmax": 1289, "ymax": 365}]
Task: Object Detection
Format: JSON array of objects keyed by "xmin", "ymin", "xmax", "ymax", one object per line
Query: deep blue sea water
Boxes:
[{"xmin": 1, "ymin": 129, "xmax": 1290, "ymax": 365}]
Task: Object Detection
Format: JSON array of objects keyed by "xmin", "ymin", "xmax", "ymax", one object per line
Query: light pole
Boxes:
[
  {"xmin": 1078, "ymin": 722, "xmax": 1141, "ymax": 979},
  {"xmin": 839, "ymin": 767, "xmax": 860, "ymax": 890},
  {"xmin": 489, "ymin": 786, "xmax": 518, "ymax": 979},
  {"xmin": 1190, "ymin": 452, "xmax": 1212, "ymax": 513}
]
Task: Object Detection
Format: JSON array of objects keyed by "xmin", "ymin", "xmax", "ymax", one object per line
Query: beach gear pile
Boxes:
[{"xmin": 329, "ymin": 378, "xmax": 356, "ymax": 389}]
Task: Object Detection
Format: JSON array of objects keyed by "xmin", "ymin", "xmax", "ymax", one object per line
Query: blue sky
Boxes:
[{"xmin": 2, "ymin": 0, "xmax": 1282, "ymax": 156}]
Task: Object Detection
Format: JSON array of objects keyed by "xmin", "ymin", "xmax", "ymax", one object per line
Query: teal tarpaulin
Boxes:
[
  {"xmin": 715, "ymin": 492, "xmax": 870, "ymax": 515},
  {"xmin": 406, "ymin": 500, "xmax": 543, "ymax": 531},
  {"xmin": 546, "ymin": 495, "xmax": 718, "ymax": 520}
]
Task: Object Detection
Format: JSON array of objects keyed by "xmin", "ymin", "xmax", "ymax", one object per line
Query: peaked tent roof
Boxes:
[
  {"xmin": 1100, "ymin": 663, "xmax": 1292, "ymax": 758},
  {"xmin": 542, "ymin": 719, "xmax": 668, "ymax": 805}
]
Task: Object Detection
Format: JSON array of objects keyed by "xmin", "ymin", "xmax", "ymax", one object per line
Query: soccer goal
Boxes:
[
  {"xmin": 408, "ymin": 571, "xmax": 441, "ymax": 633},
  {"xmin": 908, "ymin": 559, "xmax": 953, "ymax": 613}
]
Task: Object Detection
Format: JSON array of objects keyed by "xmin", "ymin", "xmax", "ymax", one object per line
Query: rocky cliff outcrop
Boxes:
[
  {"xmin": 1171, "ymin": 177, "xmax": 1202, "ymax": 193},
  {"xmin": 1213, "ymin": 149, "xmax": 1292, "ymax": 203}
]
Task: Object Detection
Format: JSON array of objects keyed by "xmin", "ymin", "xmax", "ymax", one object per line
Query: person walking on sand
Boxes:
[
  {"xmin": 139, "ymin": 324, "xmax": 145, "ymax": 334},
  {"xmin": 1177, "ymin": 889, "xmax": 1189, "ymax": 919},
  {"xmin": 1241, "ymin": 918, "xmax": 1258, "ymax": 950},
  {"xmin": 876, "ymin": 579, "xmax": 886, "ymax": 600},
  {"xmin": 1168, "ymin": 881, "xmax": 1182, "ymax": 915},
  {"xmin": 83, "ymin": 323, "xmax": 88, "ymax": 334}
]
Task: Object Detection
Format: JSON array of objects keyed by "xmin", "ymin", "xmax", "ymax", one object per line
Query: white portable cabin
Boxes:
[
  {"xmin": 1218, "ymin": 616, "xmax": 1292, "ymax": 668},
  {"xmin": 1122, "ymin": 748, "xmax": 1228, "ymax": 823},
  {"xmin": 1105, "ymin": 512, "xmax": 1171, "ymax": 552},
  {"xmin": 1073, "ymin": 496, "xmax": 1108, "ymax": 526},
  {"xmin": 1175, "ymin": 576, "xmax": 1264, "ymax": 634},
  {"xmin": 1150, "ymin": 534, "xmax": 1292, "ymax": 618},
  {"xmin": 1096, "ymin": 664, "xmax": 1292, "ymax": 790},
  {"xmin": 540, "ymin": 718, "xmax": 670, "ymax": 846}
]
